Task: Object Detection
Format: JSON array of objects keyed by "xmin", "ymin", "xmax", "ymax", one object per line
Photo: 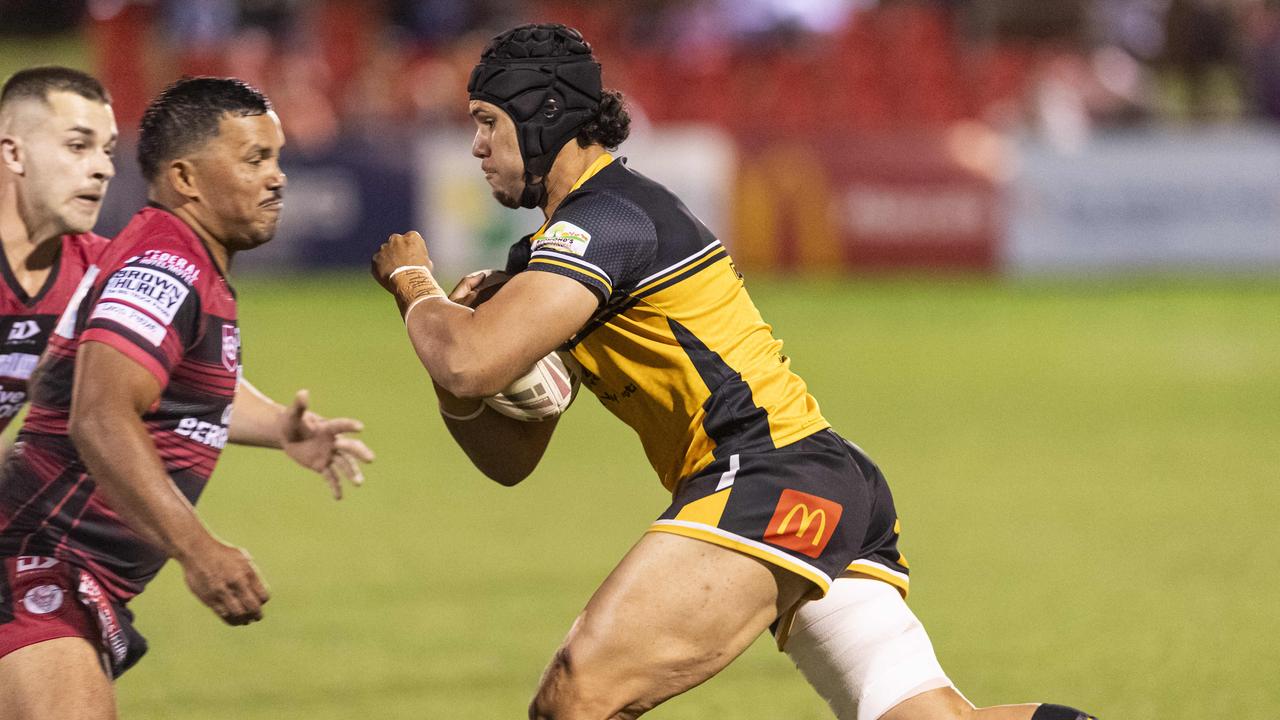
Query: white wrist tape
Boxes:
[
  {"xmin": 388, "ymin": 265, "xmax": 446, "ymax": 322},
  {"xmin": 438, "ymin": 403, "xmax": 485, "ymax": 421},
  {"xmin": 389, "ymin": 265, "xmax": 433, "ymax": 280}
]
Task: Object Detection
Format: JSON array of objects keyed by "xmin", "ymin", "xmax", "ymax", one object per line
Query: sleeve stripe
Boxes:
[
  {"xmin": 636, "ymin": 240, "xmax": 723, "ymax": 289},
  {"xmin": 634, "ymin": 248, "xmax": 728, "ymax": 299},
  {"xmin": 529, "ymin": 250, "xmax": 613, "ymax": 284},
  {"xmin": 79, "ymin": 330, "xmax": 172, "ymax": 388},
  {"xmin": 527, "ymin": 257, "xmax": 614, "ymax": 295}
]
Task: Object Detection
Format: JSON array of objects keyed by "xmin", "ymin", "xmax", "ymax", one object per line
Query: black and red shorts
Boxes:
[
  {"xmin": 0, "ymin": 556, "xmax": 146, "ymax": 678},
  {"xmin": 649, "ymin": 429, "xmax": 910, "ymax": 597}
]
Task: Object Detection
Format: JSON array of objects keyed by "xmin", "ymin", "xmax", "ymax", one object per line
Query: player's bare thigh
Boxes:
[
  {"xmin": 530, "ymin": 531, "xmax": 812, "ymax": 719},
  {"xmin": 0, "ymin": 637, "xmax": 116, "ymax": 720}
]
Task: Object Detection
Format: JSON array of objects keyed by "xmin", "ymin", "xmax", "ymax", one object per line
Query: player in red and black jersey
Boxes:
[
  {"xmin": 0, "ymin": 68, "xmax": 114, "ymax": 442},
  {"xmin": 0, "ymin": 77, "xmax": 374, "ymax": 720},
  {"xmin": 0, "ymin": 67, "xmax": 120, "ymax": 718}
]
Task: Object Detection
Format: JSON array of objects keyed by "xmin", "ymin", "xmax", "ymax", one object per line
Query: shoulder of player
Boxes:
[
  {"xmin": 551, "ymin": 187, "xmax": 657, "ymax": 237},
  {"xmin": 65, "ymin": 230, "xmax": 111, "ymax": 249},
  {"xmin": 105, "ymin": 210, "xmax": 221, "ymax": 289},
  {"xmin": 62, "ymin": 231, "xmax": 113, "ymax": 265},
  {"xmin": 532, "ymin": 190, "xmax": 657, "ymax": 265}
]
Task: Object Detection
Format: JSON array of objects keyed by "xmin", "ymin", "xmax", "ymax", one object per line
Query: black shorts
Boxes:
[{"xmin": 648, "ymin": 429, "xmax": 909, "ymax": 597}]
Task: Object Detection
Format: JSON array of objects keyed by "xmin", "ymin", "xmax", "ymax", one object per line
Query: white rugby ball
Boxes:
[{"xmin": 483, "ymin": 351, "xmax": 579, "ymax": 421}]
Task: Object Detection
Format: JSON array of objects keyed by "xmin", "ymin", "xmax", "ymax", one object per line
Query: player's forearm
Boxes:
[
  {"xmin": 378, "ymin": 256, "xmax": 589, "ymax": 397},
  {"xmin": 228, "ymin": 378, "xmax": 286, "ymax": 448},
  {"xmin": 70, "ymin": 409, "xmax": 216, "ymax": 561},
  {"xmin": 443, "ymin": 413, "xmax": 555, "ymax": 485},
  {"xmin": 434, "ymin": 381, "xmax": 554, "ymax": 485},
  {"xmin": 406, "ymin": 302, "xmax": 526, "ymax": 398},
  {"xmin": 380, "ymin": 263, "xmax": 481, "ymax": 392}
]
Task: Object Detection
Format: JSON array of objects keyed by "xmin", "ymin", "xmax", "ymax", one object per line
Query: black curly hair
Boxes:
[{"xmin": 577, "ymin": 88, "xmax": 630, "ymax": 149}]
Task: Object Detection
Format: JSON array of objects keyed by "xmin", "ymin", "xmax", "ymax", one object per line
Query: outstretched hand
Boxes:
[{"xmin": 280, "ymin": 389, "xmax": 375, "ymax": 499}]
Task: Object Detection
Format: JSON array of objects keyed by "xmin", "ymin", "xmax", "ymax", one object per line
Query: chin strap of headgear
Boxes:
[{"xmin": 467, "ymin": 24, "xmax": 602, "ymax": 209}]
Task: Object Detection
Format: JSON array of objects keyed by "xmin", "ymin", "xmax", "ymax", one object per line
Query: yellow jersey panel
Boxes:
[{"xmin": 508, "ymin": 157, "xmax": 829, "ymax": 491}]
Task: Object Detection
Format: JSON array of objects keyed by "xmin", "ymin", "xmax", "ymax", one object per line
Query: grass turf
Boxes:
[{"xmin": 115, "ymin": 273, "xmax": 1280, "ymax": 719}]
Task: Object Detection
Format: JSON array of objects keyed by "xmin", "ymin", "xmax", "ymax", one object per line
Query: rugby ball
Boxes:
[{"xmin": 483, "ymin": 351, "xmax": 579, "ymax": 422}]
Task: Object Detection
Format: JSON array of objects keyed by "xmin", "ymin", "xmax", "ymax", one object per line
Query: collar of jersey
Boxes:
[
  {"xmin": 143, "ymin": 201, "xmax": 235, "ymax": 294},
  {"xmin": 531, "ymin": 152, "xmax": 615, "ymax": 240}
]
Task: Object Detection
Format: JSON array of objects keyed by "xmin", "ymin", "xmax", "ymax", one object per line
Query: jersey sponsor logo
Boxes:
[
  {"xmin": 22, "ymin": 584, "xmax": 64, "ymax": 614},
  {"xmin": 55, "ymin": 266, "xmax": 101, "ymax": 339},
  {"xmin": 78, "ymin": 571, "xmax": 128, "ymax": 667},
  {"xmin": 90, "ymin": 302, "xmax": 167, "ymax": 346},
  {"xmin": 0, "ymin": 350, "xmax": 39, "ymax": 380},
  {"xmin": 6, "ymin": 320, "xmax": 40, "ymax": 342},
  {"xmin": 0, "ymin": 387, "xmax": 26, "ymax": 418},
  {"xmin": 764, "ymin": 489, "xmax": 843, "ymax": 559},
  {"xmin": 100, "ymin": 267, "xmax": 190, "ymax": 324},
  {"xmin": 533, "ymin": 221, "xmax": 592, "ymax": 256},
  {"xmin": 174, "ymin": 416, "xmax": 229, "ymax": 449},
  {"xmin": 15, "ymin": 556, "xmax": 59, "ymax": 573},
  {"xmin": 0, "ymin": 352, "xmax": 40, "ymax": 381},
  {"xmin": 128, "ymin": 250, "xmax": 201, "ymax": 284},
  {"xmin": 221, "ymin": 325, "xmax": 239, "ymax": 372}
]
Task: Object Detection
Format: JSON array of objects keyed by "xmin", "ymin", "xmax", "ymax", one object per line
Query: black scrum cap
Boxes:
[{"xmin": 468, "ymin": 23, "xmax": 602, "ymax": 208}]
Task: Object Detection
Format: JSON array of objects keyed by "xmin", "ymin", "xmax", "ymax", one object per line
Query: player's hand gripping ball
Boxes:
[{"xmin": 452, "ymin": 270, "xmax": 579, "ymax": 422}]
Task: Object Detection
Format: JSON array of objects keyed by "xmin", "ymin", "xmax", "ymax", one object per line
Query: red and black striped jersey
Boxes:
[
  {"xmin": 0, "ymin": 233, "xmax": 110, "ymax": 433},
  {"xmin": 0, "ymin": 206, "xmax": 240, "ymax": 601}
]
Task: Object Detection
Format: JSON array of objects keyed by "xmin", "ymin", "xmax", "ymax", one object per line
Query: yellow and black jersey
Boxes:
[{"xmin": 507, "ymin": 154, "xmax": 830, "ymax": 492}]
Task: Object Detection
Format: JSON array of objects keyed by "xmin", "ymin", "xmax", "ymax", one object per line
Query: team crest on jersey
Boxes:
[
  {"xmin": 533, "ymin": 221, "xmax": 592, "ymax": 256},
  {"xmin": 222, "ymin": 325, "xmax": 240, "ymax": 372},
  {"xmin": 22, "ymin": 584, "xmax": 64, "ymax": 614}
]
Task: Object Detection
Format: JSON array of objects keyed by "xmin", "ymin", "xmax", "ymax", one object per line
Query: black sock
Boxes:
[{"xmin": 1030, "ymin": 704, "xmax": 1097, "ymax": 720}]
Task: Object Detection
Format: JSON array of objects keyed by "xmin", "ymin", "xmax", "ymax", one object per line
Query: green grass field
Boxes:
[{"xmin": 112, "ymin": 273, "xmax": 1280, "ymax": 719}]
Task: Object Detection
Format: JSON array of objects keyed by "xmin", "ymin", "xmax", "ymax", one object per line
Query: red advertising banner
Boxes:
[{"xmin": 731, "ymin": 132, "xmax": 1001, "ymax": 272}]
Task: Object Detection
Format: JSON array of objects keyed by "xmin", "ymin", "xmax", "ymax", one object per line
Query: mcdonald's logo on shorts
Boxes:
[{"xmin": 764, "ymin": 489, "xmax": 843, "ymax": 558}]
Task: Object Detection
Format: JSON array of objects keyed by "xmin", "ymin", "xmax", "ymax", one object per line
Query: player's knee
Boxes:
[
  {"xmin": 529, "ymin": 645, "xmax": 615, "ymax": 720},
  {"xmin": 529, "ymin": 642, "xmax": 672, "ymax": 720}
]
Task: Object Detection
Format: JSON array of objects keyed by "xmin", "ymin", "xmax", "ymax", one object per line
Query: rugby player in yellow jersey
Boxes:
[{"xmin": 372, "ymin": 23, "xmax": 1097, "ymax": 720}]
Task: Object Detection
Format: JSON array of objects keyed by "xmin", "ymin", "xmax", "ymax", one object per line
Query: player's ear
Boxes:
[
  {"xmin": 0, "ymin": 136, "xmax": 23, "ymax": 175},
  {"xmin": 166, "ymin": 158, "xmax": 200, "ymax": 200}
]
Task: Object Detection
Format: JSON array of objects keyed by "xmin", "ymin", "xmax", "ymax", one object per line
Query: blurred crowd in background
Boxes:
[
  {"xmin": 3, "ymin": 0, "xmax": 1278, "ymax": 275},
  {"xmin": 3, "ymin": 0, "xmax": 1279, "ymax": 153}
]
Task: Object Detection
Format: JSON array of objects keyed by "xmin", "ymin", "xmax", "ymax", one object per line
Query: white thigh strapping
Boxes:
[{"xmin": 784, "ymin": 577, "xmax": 953, "ymax": 720}]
